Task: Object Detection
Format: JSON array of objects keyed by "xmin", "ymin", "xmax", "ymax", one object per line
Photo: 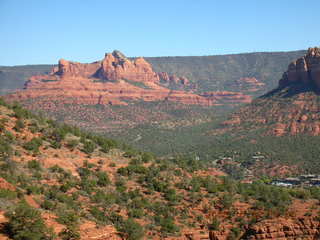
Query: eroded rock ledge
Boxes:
[{"xmin": 7, "ymin": 50, "xmax": 251, "ymax": 106}]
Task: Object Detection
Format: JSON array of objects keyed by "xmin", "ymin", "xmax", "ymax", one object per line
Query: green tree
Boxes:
[
  {"xmin": 120, "ymin": 218, "xmax": 144, "ymax": 240},
  {"xmin": 5, "ymin": 202, "xmax": 55, "ymax": 240}
]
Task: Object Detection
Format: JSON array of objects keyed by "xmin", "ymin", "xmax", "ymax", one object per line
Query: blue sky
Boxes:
[{"xmin": 1, "ymin": 0, "xmax": 320, "ymax": 65}]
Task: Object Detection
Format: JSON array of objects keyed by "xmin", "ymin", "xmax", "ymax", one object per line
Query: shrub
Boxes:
[
  {"xmin": 89, "ymin": 206, "xmax": 108, "ymax": 223},
  {"xmin": 220, "ymin": 193, "xmax": 234, "ymax": 209},
  {"xmin": 0, "ymin": 189, "xmax": 17, "ymax": 199},
  {"xmin": 96, "ymin": 171, "xmax": 110, "ymax": 186},
  {"xmin": 5, "ymin": 201, "xmax": 55, "ymax": 240},
  {"xmin": 59, "ymin": 226, "xmax": 80, "ymax": 240},
  {"xmin": 141, "ymin": 152, "xmax": 154, "ymax": 163},
  {"xmin": 0, "ymin": 136, "xmax": 12, "ymax": 157},
  {"xmin": 164, "ymin": 188, "xmax": 180, "ymax": 203},
  {"xmin": 158, "ymin": 217, "xmax": 180, "ymax": 235},
  {"xmin": 227, "ymin": 227, "xmax": 241, "ymax": 240},
  {"xmin": 128, "ymin": 208, "xmax": 144, "ymax": 218},
  {"xmin": 41, "ymin": 199, "xmax": 55, "ymax": 210},
  {"xmin": 23, "ymin": 138, "xmax": 43, "ymax": 153},
  {"xmin": 27, "ymin": 160, "xmax": 42, "ymax": 171},
  {"xmin": 13, "ymin": 119, "xmax": 25, "ymax": 132},
  {"xmin": 11, "ymin": 104, "xmax": 32, "ymax": 119},
  {"xmin": 66, "ymin": 139, "xmax": 79, "ymax": 150},
  {"xmin": 115, "ymin": 178, "xmax": 127, "ymax": 192},
  {"xmin": 82, "ymin": 141, "xmax": 96, "ymax": 154},
  {"xmin": 119, "ymin": 218, "xmax": 144, "ymax": 240},
  {"xmin": 50, "ymin": 140, "xmax": 62, "ymax": 149},
  {"xmin": 57, "ymin": 211, "xmax": 79, "ymax": 226},
  {"xmin": 208, "ymin": 217, "xmax": 220, "ymax": 230}
]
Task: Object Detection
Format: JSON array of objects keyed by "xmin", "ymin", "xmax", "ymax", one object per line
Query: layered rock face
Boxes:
[
  {"xmin": 242, "ymin": 217, "xmax": 320, "ymax": 240},
  {"xmin": 158, "ymin": 72, "xmax": 189, "ymax": 85},
  {"xmin": 98, "ymin": 51, "xmax": 160, "ymax": 82},
  {"xmin": 236, "ymin": 77, "xmax": 265, "ymax": 92},
  {"xmin": 54, "ymin": 50, "xmax": 160, "ymax": 82},
  {"xmin": 8, "ymin": 51, "xmax": 212, "ymax": 106},
  {"xmin": 279, "ymin": 47, "xmax": 320, "ymax": 89},
  {"xmin": 209, "ymin": 217, "xmax": 320, "ymax": 240}
]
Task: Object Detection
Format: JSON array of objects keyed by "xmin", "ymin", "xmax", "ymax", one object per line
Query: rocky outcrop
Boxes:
[
  {"xmin": 214, "ymin": 48, "xmax": 320, "ymax": 136},
  {"xmin": 158, "ymin": 72, "xmax": 189, "ymax": 85},
  {"xmin": 208, "ymin": 217, "xmax": 320, "ymax": 240},
  {"xmin": 56, "ymin": 59, "xmax": 101, "ymax": 78},
  {"xmin": 52, "ymin": 50, "xmax": 160, "ymax": 83},
  {"xmin": 99, "ymin": 51, "xmax": 160, "ymax": 82},
  {"xmin": 236, "ymin": 77, "xmax": 265, "ymax": 92},
  {"xmin": 242, "ymin": 217, "xmax": 320, "ymax": 240},
  {"xmin": 7, "ymin": 51, "xmax": 212, "ymax": 106},
  {"xmin": 279, "ymin": 47, "xmax": 320, "ymax": 89}
]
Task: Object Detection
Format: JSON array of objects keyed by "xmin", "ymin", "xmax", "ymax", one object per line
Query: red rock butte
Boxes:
[
  {"xmin": 7, "ymin": 50, "xmax": 253, "ymax": 107},
  {"xmin": 7, "ymin": 50, "xmax": 216, "ymax": 106},
  {"xmin": 279, "ymin": 47, "xmax": 320, "ymax": 89}
]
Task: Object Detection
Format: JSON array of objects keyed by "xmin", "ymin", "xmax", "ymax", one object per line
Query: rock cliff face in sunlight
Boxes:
[
  {"xmin": 279, "ymin": 47, "xmax": 320, "ymax": 89},
  {"xmin": 8, "ymin": 50, "xmax": 214, "ymax": 106},
  {"xmin": 215, "ymin": 47, "xmax": 320, "ymax": 136}
]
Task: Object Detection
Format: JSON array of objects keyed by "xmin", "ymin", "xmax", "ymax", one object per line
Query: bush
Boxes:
[
  {"xmin": 128, "ymin": 208, "xmax": 144, "ymax": 218},
  {"xmin": 59, "ymin": 226, "xmax": 80, "ymax": 240},
  {"xmin": 164, "ymin": 188, "xmax": 180, "ymax": 203},
  {"xmin": 0, "ymin": 136, "xmax": 12, "ymax": 157},
  {"xmin": 66, "ymin": 139, "xmax": 79, "ymax": 150},
  {"xmin": 158, "ymin": 217, "xmax": 180, "ymax": 235},
  {"xmin": 27, "ymin": 160, "xmax": 42, "ymax": 171},
  {"xmin": 5, "ymin": 201, "xmax": 55, "ymax": 240},
  {"xmin": 11, "ymin": 104, "xmax": 32, "ymax": 119},
  {"xmin": 208, "ymin": 217, "xmax": 220, "ymax": 230},
  {"xmin": 41, "ymin": 199, "xmax": 55, "ymax": 210},
  {"xmin": 57, "ymin": 211, "xmax": 79, "ymax": 226},
  {"xmin": 220, "ymin": 193, "xmax": 234, "ymax": 209},
  {"xmin": 50, "ymin": 140, "xmax": 62, "ymax": 149},
  {"xmin": 23, "ymin": 138, "xmax": 43, "ymax": 154},
  {"xmin": 90, "ymin": 206, "xmax": 108, "ymax": 223},
  {"xmin": 82, "ymin": 141, "xmax": 96, "ymax": 154},
  {"xmin": 0, "ymin": 189, "xmax": 17, "ymax": 199},
  {"xmin": 96, "ymin": 171, "xmax": 110, "ymax": 186},
  {"xmin": 141, "ymin": 152, "xmax": 154, "ymax": 163},
  {"xmin": 13, "ymin": 119, "xmax": 25, "ymax": 132},
  {"xmin": 119, "ymin": 218, "xmax": 144, "ymax": 240}
]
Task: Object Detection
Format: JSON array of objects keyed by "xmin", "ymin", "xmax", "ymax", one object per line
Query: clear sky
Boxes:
[{"xmin": 1, "ymin": 0, "xmax": 320, "ymax": 65}]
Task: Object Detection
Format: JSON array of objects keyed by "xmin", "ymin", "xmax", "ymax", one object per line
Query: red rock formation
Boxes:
[
  {"xmin": 242, "ymin": 217, "xmax": 320, "ymax": 240},
  {"xmin": 236, "ymin": 77, "xmax": 265, "ymax": 92},
  {"xmin": 56, "ymin": 59, "xmax": 101, "ymax": 78},
  {"xmin": 209, "ymin": 217, "xmax": 320, "ymax": 240},
  {"xmin": 99, "ymin": 51, "xmax": 160, "ymax": 82},
  {"xmin": 7, "ymin": 51, "xmax": 211, "ymax": 106},
  {"xmin": 280, "ymin": 47, "xmax": 320, "ymax": 89},
  {"xmin": 158, "ymin": 72, "xmax": 189, "ymax": 85}
]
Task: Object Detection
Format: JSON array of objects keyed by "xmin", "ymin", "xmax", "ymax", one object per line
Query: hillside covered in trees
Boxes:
[{"xmin": 0, "ymin": 98, "xmax": 320, "ymax": 239}]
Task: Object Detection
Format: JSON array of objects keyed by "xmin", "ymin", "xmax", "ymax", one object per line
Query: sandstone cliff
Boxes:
[
  {"xmin": 279, "ymin": 47, "xmax": 320, "ymax": 89},
  {"xmin": 209, "ymin": 217, "xmax": 320, "ymax": 240},
  {"xmin": 242, "ymin": 217, "xmax": 320, "ymax": 240},
  {"xmin": 8, "ymin": 51, "xmax": 214, "ymax": 106},
  {"xmin": 217, "ymin": 47, "xmax": 320, "ymax": 136}
]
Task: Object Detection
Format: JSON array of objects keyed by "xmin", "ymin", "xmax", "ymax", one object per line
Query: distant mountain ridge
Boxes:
[{"xmin": 0, "ymin": 50, "xmax": 305, "ymax": 96}]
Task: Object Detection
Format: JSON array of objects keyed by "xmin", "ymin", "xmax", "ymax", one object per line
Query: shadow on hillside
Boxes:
[{"xmin": 260, "ymin": 82, "xmax": 319, "ymax": 99}]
